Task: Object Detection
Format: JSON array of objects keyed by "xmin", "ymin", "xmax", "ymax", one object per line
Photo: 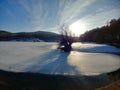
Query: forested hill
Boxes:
[
  {"xmin": 79, "ymin": 18, "xmax": 120, "ymax": 47},
  {"xmin": 0, "ymin": 30, "xmax": 59, "ymax": 42}
]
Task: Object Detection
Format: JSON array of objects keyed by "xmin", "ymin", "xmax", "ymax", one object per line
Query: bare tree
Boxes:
[{"xmin": 58, "ymin": 25, "xmax": 74, "ymax": 52}]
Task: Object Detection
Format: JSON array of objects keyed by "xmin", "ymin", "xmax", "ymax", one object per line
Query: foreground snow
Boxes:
[{"xmin": 0, "ymin": 42, "xmax": 120, "ymax": 76}]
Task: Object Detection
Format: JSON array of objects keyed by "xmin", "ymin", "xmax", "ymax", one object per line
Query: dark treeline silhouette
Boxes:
[
  {"xmin": 0, "ymin": 31, "xmax": 59, "ymax": 42},
  {"xmin": 79, "ymin": 18, "xmax": 120, "ymax": 47}
]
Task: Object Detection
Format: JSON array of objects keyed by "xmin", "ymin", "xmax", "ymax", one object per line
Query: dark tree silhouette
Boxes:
[
  {"xmin": 79, "ymin": 18, "xmax": 120, "ymax": 47},
  {"xmin": 58, "ymin": 25, "xmax": 74, "ymax": 52}
]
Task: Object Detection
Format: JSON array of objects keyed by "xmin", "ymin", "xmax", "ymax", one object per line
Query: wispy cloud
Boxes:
[
  {"xmin": 1, "ymin": 0, "xmax": 120, "ymax": 32},
  {"xmin": 58, "ymin": 0, "xmax": 96, "ymax": 25},
  {"xmin": 79, "ymin": 8, "xmax": 120, "ymax": 30},
  {"xmin": 18, "ymin": 0, "xmax": 43, "ymax": 30},
  {"xmin": 17, "ymin": 0, "xmax": 96, "ymax": 31},
  {"xmin": 18, "ymin": 0, "xmax": 60, "ymax": 31}
]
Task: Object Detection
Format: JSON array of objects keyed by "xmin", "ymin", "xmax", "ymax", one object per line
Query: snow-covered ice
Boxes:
[
  {"xmin": 72, "ymin": 42, "xmax": 120, "ymax": 53},
  {"xmin": 0, "ymin": 42, "xmax": 120, "ymax": 76}
]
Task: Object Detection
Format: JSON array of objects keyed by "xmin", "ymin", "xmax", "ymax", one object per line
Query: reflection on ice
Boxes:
[{"xmin": 68, "ymin": 51, "xmax": 120, "ymax": 75}]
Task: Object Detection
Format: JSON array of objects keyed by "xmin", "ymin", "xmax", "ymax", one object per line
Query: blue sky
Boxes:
[{"xmin": 0, "ymin": 0, "xmax": 120, "ymax": 32}]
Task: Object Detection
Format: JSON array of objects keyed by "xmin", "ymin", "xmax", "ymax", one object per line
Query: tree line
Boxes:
[{"xmin": 79, "ymin": 18, "xmax": 120, "ymax": 47}]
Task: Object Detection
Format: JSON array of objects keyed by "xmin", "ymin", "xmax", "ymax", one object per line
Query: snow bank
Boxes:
[{"xmin": 72, "ymin": 42, "xmax": 120, "ymax": 53}]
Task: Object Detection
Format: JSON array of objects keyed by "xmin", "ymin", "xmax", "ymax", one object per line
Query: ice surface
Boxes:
[
  {"xmin": 72, "ymin": 42, "xmax": 120, "ymax": 53},
  {"xmin": 0, "ymin": 42, "xmax": 120, "ymax": 76}
]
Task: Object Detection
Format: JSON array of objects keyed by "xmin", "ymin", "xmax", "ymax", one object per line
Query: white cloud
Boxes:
[
  {"xmin": 9, "ymin": 0, "xmax": 96, "ymax": 31},
  {"xmin": 58, "ymin": 0, "xmax": 96, "ymax": 25},
  {"xmin": 18, "ymin": 0, "xmax": 47, "ymax": 31},
  {"xmin": 78, "ymin": 8, "xmax": 120, "ymax": 30},
  {"xmin": 5, "ymin": 0, "xmax": 119, "ymax": 32}
]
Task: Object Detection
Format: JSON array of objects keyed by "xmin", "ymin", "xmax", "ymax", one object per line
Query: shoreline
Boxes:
[
  {"xmin": 0, "ymin": 69, "xmax": 120, "ymax": 90},
  {"xmin": 0, "ymin": 70, "xmax": 114, "ymax": 90},
  {"xmin": 96, "ymin": 80, "xmax": 120, "ymax": 90}
]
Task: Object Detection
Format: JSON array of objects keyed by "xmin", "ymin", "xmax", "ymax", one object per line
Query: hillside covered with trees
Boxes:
[
  {"xmin": 0, "ymin": 31, "xmax": 59, "ymax": 42},
  {"xmin": 79, "ymin": 18, "xmax": 120, "ymax": 47}
]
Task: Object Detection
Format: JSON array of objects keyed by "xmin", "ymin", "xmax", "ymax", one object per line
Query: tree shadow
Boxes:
[{"xmin": 26, "ymin": 50, "xmax": 77, "ymax": 75}]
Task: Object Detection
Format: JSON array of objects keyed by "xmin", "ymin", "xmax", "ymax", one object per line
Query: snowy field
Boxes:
[{"xmin": 0, "ymin": 42, "xmax": 120, "ymax": 76}]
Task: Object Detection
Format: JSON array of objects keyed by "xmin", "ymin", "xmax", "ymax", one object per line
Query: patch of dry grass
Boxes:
[{"xmin": 96, "ymin": 80, "xmax": 120, "ymax": 90}]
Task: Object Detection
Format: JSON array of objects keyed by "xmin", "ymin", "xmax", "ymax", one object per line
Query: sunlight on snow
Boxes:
[
  {"xmin": 0, "ymin": 42, "xmax": 120, "ymax": 76},
  {"xmin": 68, "ymin": 51, "xmax": 120, "ymax": 75}
]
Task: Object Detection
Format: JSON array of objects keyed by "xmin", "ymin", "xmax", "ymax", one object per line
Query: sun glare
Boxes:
[{"xmin": 69, "ymin": 21, "xmax": 86, "ymax": 36}]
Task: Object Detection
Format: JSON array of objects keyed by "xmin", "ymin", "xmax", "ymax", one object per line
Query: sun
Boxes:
[{"xmin": 69, "ymin": 21, "xmax": 86, "ymax": 36}]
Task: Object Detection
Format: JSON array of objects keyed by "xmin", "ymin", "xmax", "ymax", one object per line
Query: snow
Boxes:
[
  {"xmin": 72, "ymin": 42, "xmax": 120, "ymax": 53},
  {"xmin": 6, "ymin": 38, "xmax": 44, "ymax": 42},
  {"xmin": 0, "ymin": 42, "xmax": 120, "ymax": 76},
  {"xmin": 0, "ymin": 42, "xmax": 57, "ymax": 71}
]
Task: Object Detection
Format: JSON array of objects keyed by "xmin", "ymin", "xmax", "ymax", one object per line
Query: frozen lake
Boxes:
[
  {"xmin": 0, "ymin": 42, "xmax": 120, "ymax": 76},
  {"xmin": 0, "ymin": 42, "xmax": 120, "ymax": 90}
]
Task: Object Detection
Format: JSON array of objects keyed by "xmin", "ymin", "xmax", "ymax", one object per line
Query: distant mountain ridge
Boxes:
[{"xmin": 0, "ymin": 30, "xmax": 60, "ymax": 42}]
